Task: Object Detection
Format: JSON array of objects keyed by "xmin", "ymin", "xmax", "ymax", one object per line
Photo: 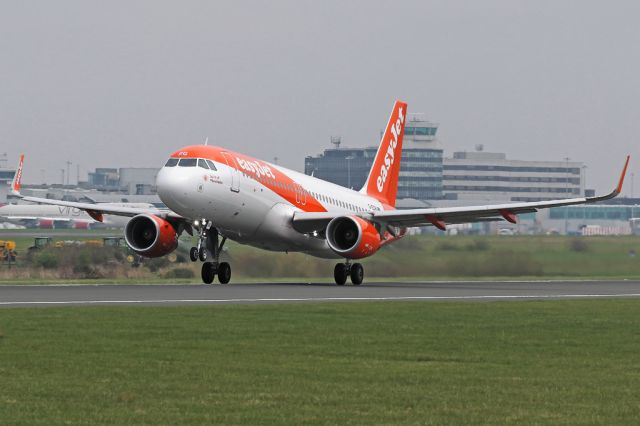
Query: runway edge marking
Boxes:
[{"xmin": 3, "ymin": 293, "xmax": 640, "ymax": 306}]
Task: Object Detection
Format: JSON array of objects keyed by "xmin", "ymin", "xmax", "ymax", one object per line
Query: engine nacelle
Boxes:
[
  {"xmin": 124, "ymin": 214, "xmax": 178, "ymax": 258},
  {"xmin": 38, "ymin": 219, "xmax": 55, "ymax": 229},
  {"xmin": 326, "ymin": 215, "xmax": 381, "ymax": 259},
  {"xmin": 73, "ymin": 220, "xmax": 91, "ymax": 230}
]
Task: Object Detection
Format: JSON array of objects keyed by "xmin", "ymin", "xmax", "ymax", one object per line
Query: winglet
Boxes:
[
  {"xmin": 615, "ymin": 155, "xmax": 630, "ymax": 195},
  {"xmin": 586, "ymin": 155, "xmax": 631, "ymax": 203},
  {"xmin": 11, "ymin": 154, "xmax": 24, "ymax": 196}
]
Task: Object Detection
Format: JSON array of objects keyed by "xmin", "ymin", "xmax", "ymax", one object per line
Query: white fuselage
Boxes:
[{"xmin": 156, "ymin": 155, "xmax": 384, "ymax": 259}]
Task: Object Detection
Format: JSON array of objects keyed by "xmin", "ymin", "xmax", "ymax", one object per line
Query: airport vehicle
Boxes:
[
  {"xmin": 28, "ymin": 237, "xmax": 53, "ymax": 252},
  {"xmin": 1, "ymin": 240, "xmax": 17, "ymax": 264},
  {"xmin": 103, "ymin": 236, "xmax": 127, "ymax": 247},
  {"xmin": 10, "ymin": 101, "xmax": 630, "ymax": 285},
  {"xmin": 0, "ymin": 240, "xmax": 16, "ymax": 251}
]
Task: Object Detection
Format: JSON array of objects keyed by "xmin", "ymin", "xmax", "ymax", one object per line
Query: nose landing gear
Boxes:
[
  {"xmin": 190, "ymin": 220, "xmax": 231, "ymax": 284},
  {"xmin": 334, "ymin": 261, "xmax": 364, "ymax": 286},
  {"xmin": 190, "ymin": 220, "xmax": 211, "ymax": 262}
]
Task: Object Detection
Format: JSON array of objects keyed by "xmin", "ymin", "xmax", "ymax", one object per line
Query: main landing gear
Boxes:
[
  {"xmin": 334, "ymin": 261, "xmax": 364, "ymax": 286},
  {"xmin": 189, "ymin": 220, "xmax": 231, "ymax": 285}
]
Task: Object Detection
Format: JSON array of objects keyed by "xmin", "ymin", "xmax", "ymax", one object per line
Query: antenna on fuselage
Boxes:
[{"xmin": 204, "ymin": 137, "xmax": 209, "ymax": 146}]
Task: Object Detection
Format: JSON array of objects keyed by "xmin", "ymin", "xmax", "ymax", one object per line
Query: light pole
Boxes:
[
  {"xmin": 632, "ymin": 172, "xmax": 636, "ymax": 223},
  {"xmin": 564, "ymin": 157, "xmax": 570, "ymax": 235},
  {"xmin": 346, "ymin": 155, "xmax": 354, "ymax": 189},
  {"xmin": 582, "ymin": 165, "xmax": 587, "ymax": 225},
  {"xmin": 66, "ymin": 161, "xmax": 72, "ymax": 186}
]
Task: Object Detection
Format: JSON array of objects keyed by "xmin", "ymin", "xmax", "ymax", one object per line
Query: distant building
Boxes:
[
  {"xmin": 0, "ymin": 154, "xmax": 16, "ymax": 203},
  {"xmin": 304, "ymin": 114, "xmax": 444, "ymax": 200},
  {"xmin": 5, "ymin": 166, "xmax": 161, "ymax": 205},
  {"xmin": 85, "ymin": 167, "xmax": 159, "ymax": 194},
  {"xmin": 509, "ymin": 204, "xmax": 638, "ymax": 236},
  {"xmin": 442, "ymin": 150, "xmax": 584, "ymax": 204},
  {"xmin": 118, "ymin": 168, "xmax": 158, "ymax": 195},
  {"xmin": 87, "ymin": 168, "xmax": 119, "ymax": 189}
]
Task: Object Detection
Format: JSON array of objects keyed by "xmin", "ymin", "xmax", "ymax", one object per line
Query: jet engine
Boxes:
[
  {"xmin": 325, "ymin": 216, "xmax": 381, "ymax": 259},
  {"xmin": 124, "ymin": 214, "xmax": 178, "ymax": 258},
  {"xmin": 38, "ymin": 219, "xmax": 55, "ymax": 229}
]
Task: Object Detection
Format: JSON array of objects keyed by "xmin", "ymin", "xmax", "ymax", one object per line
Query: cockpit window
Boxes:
[
  {"xmin": 178, "ymin": 158, "xmax": 197, "ymax": 167},
  {"xmin": 165, "ymin": 158, "xmax": 179, "ymax": 167},
  {"xmin": 205, "ymin": 159, "xmax": 217, "ymax": 171},
  {"xmin": 198, "ymin": 159, "xmax": 210, "ymax": 169}
]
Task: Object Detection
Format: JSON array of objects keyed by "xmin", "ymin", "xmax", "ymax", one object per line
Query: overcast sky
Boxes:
[{"xmin": 1, "ymin": 1, "xmax": 638, "ymax": 193}]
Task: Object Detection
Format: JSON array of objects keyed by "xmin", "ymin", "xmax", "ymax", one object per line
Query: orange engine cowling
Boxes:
[
  {"xmin": 326, "ymin": 216, "xmax": 381, "ymax": 259},
  {"xmin": 124, "ymin": 214, "xmax": 178, "ymax": 258}
]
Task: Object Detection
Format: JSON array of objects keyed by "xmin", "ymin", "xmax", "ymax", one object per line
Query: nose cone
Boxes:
[{"xmin": 156, "ymin": 167, "xmax": 194, "ymax": 214}]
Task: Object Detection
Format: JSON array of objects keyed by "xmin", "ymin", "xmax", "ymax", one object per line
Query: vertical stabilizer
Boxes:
[
  {"xmin": 11, "ymin": 154, "xmax": 24, "ymax": 196},
  {"xmin": 360, "ymin": 100, "xmax": 407, "ymax": 207}
]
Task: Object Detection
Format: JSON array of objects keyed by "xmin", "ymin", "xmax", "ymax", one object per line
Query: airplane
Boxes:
[
  {"xmin": 9, "ymin": 101, "xmax": 630, "ymax": 285},
  {"xmin": 0, "ymin": 203, "xmax": 147, "ymax": 229}
]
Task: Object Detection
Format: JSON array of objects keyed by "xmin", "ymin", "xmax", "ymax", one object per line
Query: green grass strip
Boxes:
[{"xmin": 1, "ymin": 299, "xmax": 640, "ymax": 424}]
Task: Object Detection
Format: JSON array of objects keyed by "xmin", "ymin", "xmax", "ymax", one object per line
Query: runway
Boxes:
[{"xmin": 1, "ymin": 280, "xmax": 640, "ymax": 307}]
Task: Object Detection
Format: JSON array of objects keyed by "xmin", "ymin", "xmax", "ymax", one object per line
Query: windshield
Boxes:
[{"xmin": 178, "ymin": 158, "xmax": 197, "ymax": 167}]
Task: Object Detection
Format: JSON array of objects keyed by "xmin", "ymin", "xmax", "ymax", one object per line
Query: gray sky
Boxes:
[{"xmin": 1, "ymin": 1, "xmax": 638, "ymax": 193}]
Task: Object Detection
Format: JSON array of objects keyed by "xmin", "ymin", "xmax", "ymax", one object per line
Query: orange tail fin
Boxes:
[
  {"xmin": 11, "ymin": 154, "xmax": 24, "ymax": 195},
  {"xmin": 360, "ymin": 100, "xmax": 407, "ymax": 207}
]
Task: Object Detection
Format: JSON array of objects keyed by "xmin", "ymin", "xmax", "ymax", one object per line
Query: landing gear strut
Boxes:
[
  {"xmin": 190, "ymin": 219, "xmax": 211, "ymax": 262},
  {"xmin": 334, "ymin": 261, "xmax": 364, "ymax": 286},
  {"xmin": 199, "ymin": 227, "xmax": 230, "ymax": 284}
]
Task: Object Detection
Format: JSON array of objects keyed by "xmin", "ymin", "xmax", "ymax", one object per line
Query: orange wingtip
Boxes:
[{"xmin": 616, "ymin": 155, "xmax": 630, "ymax": 194}]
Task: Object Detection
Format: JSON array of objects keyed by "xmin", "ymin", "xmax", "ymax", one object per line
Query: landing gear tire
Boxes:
[
  {"xmin": 218, "ymin": 262, "xmax": 231, "ymax": 284},
  {"xmin": 189, "ymin": 247, "xmax": 198, "ymax": 262},
  {"xmin": 334, "ymin": 263, "xmax": 348, "ymax": 286},
  {"xmin": 350, "ymin": 263, "xmax": 364, "ymax": 285},
  {"xmin": 198, "ymin": 247, "xmax": 208, "ymax": 262},
  {"xmin": 201, "ymin": 262, "xmax": 216, "ymax": 284}
]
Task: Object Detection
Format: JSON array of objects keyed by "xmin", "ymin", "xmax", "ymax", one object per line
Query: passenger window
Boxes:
[
  {"xmin": 198, "ymin": 159, "xmax": 210, "ymax": 169},
  {"xmin": 165, "ymin": 158, "xmax": 178, "ymax": 167},
  {"xmin": 205, "ymin": 160, "xmax": 218, "ymax": 171},
  {"xmin": 178, "ymin": 158, "xmax": 197, "ymax": 167}
]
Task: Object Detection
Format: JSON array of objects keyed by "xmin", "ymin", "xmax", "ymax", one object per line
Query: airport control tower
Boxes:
[
  {"xmin": 304, "ymin": 113, "xmax": 444, "ymax": 201},
  {"xmin": 398, "ymin": 114, "xmax": 443, "ymax": 200}
]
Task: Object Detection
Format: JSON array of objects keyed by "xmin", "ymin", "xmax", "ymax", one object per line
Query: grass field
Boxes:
[{"xmin": 1, "ymin": 299, "xmax": 640, "ymax": 424}]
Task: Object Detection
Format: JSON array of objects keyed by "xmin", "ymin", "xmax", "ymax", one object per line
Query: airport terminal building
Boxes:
[{"xmin": 442, "ymin": 150, "xmax": 585, "ymax": 205}]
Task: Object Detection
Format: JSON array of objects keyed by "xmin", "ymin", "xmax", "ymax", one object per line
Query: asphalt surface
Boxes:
[{"xmin": 1, "ymin": 280, "xmax": 640, "ymax": 307}]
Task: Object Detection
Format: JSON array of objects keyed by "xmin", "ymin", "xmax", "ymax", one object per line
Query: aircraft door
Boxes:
[{"xmin": 221, "ymin": 152, "xmax": 240, "ymax": 193}]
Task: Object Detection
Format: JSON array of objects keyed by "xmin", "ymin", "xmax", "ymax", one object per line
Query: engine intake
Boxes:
[
  {"xmin": 124, "ymin": 214, "xmax": 178, "ymax": 258},
  {"xmin": 326, "ymin": 216, "xmax": 381, "ymax": 259}
]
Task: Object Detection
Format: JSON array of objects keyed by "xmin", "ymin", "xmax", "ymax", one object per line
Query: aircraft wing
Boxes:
[
  {"xmin": 10, "ymin": 155, "xmax": 185, "ymax": 223},
  {"xmin": 292, "ymin": 156, "xmax": 630, "ymax": 233}
]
